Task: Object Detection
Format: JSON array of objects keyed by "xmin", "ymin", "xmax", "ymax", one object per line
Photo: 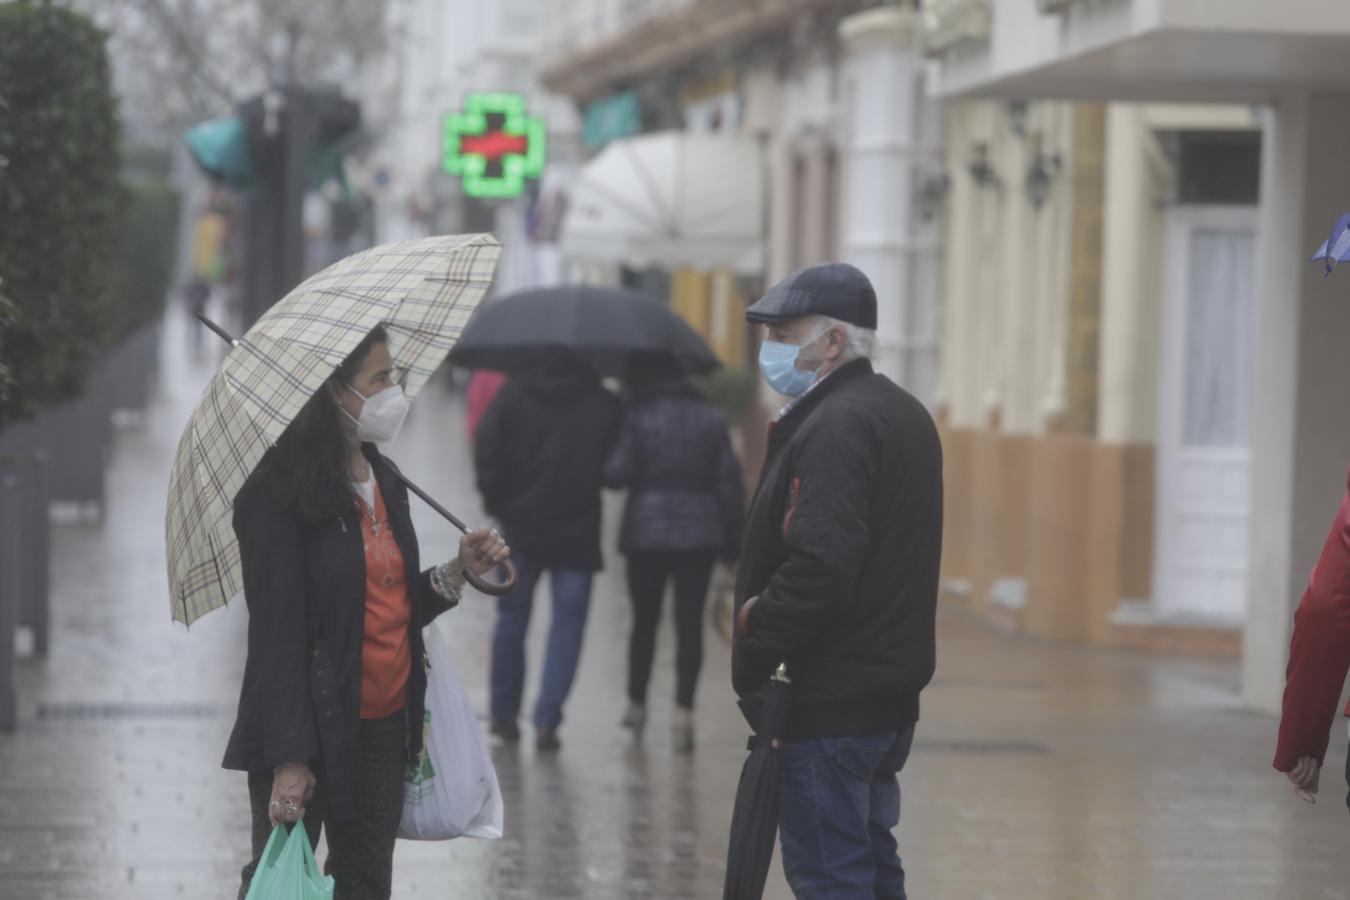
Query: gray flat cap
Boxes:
[{"xmin": 746, "ymin": 263, "xmax": 877, "ymax": 330}]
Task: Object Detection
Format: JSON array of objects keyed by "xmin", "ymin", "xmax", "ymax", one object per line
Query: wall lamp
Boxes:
[
  {"xmin": 1008, "ymin": 100, "xmax": 1030, "ymax": 138},
  {"xmin": 916, "ymin": 170, "xmax": 951, "ymax": 222},
  {"xmin": 1024, "ymin": 135, "xmax": 1063, "ymax": 209},
  {"xmin": 967, "ymin": 143, "xmax": 1002, "ymax": 190}
]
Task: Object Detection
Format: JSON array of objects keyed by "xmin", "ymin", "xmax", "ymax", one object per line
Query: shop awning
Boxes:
[{"xmin": 560, "ymin": 131, "xmax": 765, "ymax": 276}]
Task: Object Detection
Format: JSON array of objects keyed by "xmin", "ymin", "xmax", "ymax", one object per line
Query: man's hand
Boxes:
[
  {"xmin": 269, "ymin": 761, "xmax": 317, "ymax": 825},
  {"xmin": 737, "ymin": 595, "xmax": 759, "ymax": 639},
  {"xmin": 1286, "ymin": 756, "xmax": 1321, "ymax": 804}
]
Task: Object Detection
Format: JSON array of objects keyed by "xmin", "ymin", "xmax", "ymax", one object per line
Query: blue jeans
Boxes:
[
  {"xmin": 779, "ymin": 726, "xmax": 917, "ymax": 900},
  {"xmin": 489, "ymin": 551, "xmax": 594, "ymax": 728}
]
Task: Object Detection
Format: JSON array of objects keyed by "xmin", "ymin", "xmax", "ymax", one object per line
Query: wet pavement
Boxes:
[{"xmin": 1, "ymin": 307, "xmax": 1348, "ymax": 899}]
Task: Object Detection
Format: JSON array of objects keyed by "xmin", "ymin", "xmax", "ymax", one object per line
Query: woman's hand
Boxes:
[
  {"xmin": 458, "ymin": 527, "xmax": 510, "ymax": 577},
  {"xmin": 1286, "ymin": 756, "xmax": 1321, "ymax": 804},
  {"xmin": 269, "ymin": 761, "xmax": 317, "ymax": 826}
]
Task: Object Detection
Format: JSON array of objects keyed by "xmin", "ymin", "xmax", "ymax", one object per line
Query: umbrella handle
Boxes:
[
  {"xmin": 464, "ymin": 559, "xmax": 518, "ymax": 597},
  {"xmin": 387, "ymin": 469, "xmax": 518, "ymax": 596}
]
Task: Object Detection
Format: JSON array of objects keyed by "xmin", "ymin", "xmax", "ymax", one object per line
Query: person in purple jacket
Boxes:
[{"xmin": 603, "ymin": 355, "xmax": 744, "ymax": 752}]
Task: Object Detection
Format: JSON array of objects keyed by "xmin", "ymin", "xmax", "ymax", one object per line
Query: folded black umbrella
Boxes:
[
  {"xmin": 447, "ymin": 285, "xmax": 722, "ymax": 377},
  {"xmin": 723, "ymin": 663, "xmax": 792, "ymax": 900}
]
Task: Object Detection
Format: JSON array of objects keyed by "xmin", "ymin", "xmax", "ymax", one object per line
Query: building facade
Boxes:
[
  {"xmin": 937, "ymin": 94, "xmax": 1261, "ymax": 659},
  {"xmin": 922, "ymin": 0, "xmax": 1350, "ymax": 712}
]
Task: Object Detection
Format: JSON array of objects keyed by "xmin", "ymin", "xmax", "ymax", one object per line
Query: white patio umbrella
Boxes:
[{"xmin": 560, "ymin": 131, "xmax": 766, "ymax": 276}]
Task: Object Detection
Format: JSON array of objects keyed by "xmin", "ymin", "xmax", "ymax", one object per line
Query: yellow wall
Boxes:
[{"xmin": 670, "ymin": 267, "xmax": 749, "ymax": 369}]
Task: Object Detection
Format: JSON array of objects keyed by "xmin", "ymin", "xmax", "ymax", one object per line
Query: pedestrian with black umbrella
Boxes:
[
  {"xmin": 727, "ymin": 263, "xmax": 943, "ymax": 900},
  {"xmin": 450, "ymin": 285, "xmax": 724, "ymax": 754},
  {"xmin": 473, "ymin": 359, "xmax": 621, "ymax": 752}
]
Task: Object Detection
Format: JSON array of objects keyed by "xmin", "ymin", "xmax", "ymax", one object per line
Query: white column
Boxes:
[
  {"xmin": 1244, "ymin": 93, "xmax": 1350, "ymax": 713},
  {"xmin": 1098, "ymin": 105, "xmax": 1161, "ymax": 445},
  {"xmin": 839, "ymin": 7, "xmax": 940, "ymax": 404}
]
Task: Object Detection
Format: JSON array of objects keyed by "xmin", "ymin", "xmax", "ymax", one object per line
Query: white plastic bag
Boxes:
[{"xmin": 398, "ymin": 623, "xmax": 504, "ymax": 841}]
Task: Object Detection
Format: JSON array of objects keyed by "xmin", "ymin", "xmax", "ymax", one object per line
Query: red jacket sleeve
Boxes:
[{"xmin": 1273, "ymin": 473, "xmax": 1350, "ymax": 772}]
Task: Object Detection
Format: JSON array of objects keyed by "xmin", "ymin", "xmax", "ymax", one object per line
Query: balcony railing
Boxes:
[
  {"xmin": 544, "ymin": 0, "xmax": 696, "ymax": 66},
  {"xmin": 541, "ymin": 0, "xmax": 885, "ymax": 99},
  {"xmin": 921, "ymin": 0, "xmax": 991, "ymax": 57}
]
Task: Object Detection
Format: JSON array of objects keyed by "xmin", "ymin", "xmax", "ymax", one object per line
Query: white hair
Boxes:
[{"xmin": 813, "ymin": 315, "xmax": 876, "ymax": 362}]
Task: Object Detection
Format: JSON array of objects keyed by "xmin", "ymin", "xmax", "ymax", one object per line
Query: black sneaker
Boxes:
[
  {"xmin": 536, "ymin": 725, "xmax": 561, "ymax": 753},
  {"xmin": 490, "ymin": 720, "xmax": 520, "ymax": 743}
]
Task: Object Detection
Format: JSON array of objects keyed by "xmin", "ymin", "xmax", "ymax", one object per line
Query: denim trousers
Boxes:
[
  {"xmin": 489, "ymin": 551, "xmax": 594, "ymax": 728},
  {"xmin": 778, "ymin": 725, "xmax": 917, "ymax": 900}
]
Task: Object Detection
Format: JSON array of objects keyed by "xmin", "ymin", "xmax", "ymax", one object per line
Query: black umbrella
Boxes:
[
  {"xmin": 723, "ymin": 663, "xmax": 792, "ymax": 900},
  {"xmin": 447, "ymin": 285, "xmax": 721, "ymax": 377}
]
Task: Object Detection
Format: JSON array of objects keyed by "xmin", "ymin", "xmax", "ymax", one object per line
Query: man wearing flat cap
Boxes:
[{"xmin": 733, "ymin": 263, "xmax": 943, "ymax": 899}]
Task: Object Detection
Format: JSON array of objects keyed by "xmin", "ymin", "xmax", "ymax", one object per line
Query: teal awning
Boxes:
[{"xmin": 184, "ymin": 117, "xmax": 254, "ymax": 189}]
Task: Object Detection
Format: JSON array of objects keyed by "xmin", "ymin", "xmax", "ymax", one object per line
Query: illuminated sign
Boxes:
[{"xmin": 442, "ymin": 92, "xmax": 547, "ymax": 199}]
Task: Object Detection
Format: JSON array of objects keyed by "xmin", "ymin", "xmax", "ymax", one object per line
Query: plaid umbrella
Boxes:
[{"xmin": 165, "ymin": 233, "xmax": 502, "ymax": 625}]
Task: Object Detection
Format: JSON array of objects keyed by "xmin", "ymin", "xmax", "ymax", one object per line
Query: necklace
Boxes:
[
  {"xmin": 355, "ymin": 494, "xmax": 385, "ymax": 537},
  {"xmin": 352, "ymin": 463, "xmax": 383, "ymax": 537}
]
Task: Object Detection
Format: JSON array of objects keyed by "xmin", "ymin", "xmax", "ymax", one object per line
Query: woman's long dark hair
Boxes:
[{"xmin": 249, "ymin": 325, "xmax": 389, "ymax": 521}]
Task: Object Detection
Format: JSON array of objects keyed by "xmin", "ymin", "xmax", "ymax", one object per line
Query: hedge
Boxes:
[
  {"xmin": 109, "ymin": 178, "xmax": 181, "ymax": 343},
  {"xmin": 692, "ymin": 366, "xmax": 760, "ymax": 420},
  {"xmin": 0, "ymin": 1, "xmax": 122, "ymax": 426}
]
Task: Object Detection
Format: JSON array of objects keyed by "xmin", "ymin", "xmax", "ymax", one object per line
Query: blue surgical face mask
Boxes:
[{"xmin": 758, "ymin": 328, "xmax": 827, "ymax": 397}]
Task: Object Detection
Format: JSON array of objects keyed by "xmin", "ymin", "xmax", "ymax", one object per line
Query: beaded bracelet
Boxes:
[{"xmin": 430, "ymin": 559, "xmax": 464, "ymax": 604}]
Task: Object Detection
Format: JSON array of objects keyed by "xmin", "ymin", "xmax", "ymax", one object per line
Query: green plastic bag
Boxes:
[{"xmin": 243, "ymin": 822, "xmax": 335, "ymax": 900}]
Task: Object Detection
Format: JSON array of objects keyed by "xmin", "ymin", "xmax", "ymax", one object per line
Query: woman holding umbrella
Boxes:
[{"xmin": 226, "ymin": 325, "xmax": 509, "ymax": 900}]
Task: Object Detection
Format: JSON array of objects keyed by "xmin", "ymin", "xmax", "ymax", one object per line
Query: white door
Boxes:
[{"xmin": 1153, "ymin": 206, "xmax": 1258, "ymax": 621}]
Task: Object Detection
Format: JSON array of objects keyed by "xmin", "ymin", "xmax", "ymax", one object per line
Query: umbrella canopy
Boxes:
[
  {"xmin": 723, "ymin": 663, "xmax": 792, "ymax": 900},
  {"xmin": 184, "ymin": 117, "xmax": 254, "ymax": 189},
  {"xmin": 447, "ymin": 284, "xmax": 721, "ymax": 377},
  {"xmin": 560, "ymin": 131, "xmax": 766, "ymax": 276},
  {"xmin": 165, "ymin": 233, "xmax": 502, "ymax": 625},
  {"xmin": 1312, "ymin": 212, "xmax": 1350, "ymax": 276}
]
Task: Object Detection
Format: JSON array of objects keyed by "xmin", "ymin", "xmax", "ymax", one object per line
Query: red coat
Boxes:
[
  {"xmin": 465, "ymin": 369, "xmax": 508, "ymax": 443},
  {"xmin": 1273, "ymin": 470, "xmax": 1350, "ymax": 772}
]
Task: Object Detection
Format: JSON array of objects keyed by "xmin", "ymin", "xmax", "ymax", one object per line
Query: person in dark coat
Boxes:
[
  {"xmin": 475, "ymin": 361, "xmax": 621, "ymax": 751},
  {"xmin": 225, "ymin": 325, "xmax": 508, "ymax": 900},
  {"xmin": 732, "ymin": 263, "xmax": 943, "ymax": 900},
  {"xmin": 603, "ymin": 356, "xmax": 743, "ymax": 752}
]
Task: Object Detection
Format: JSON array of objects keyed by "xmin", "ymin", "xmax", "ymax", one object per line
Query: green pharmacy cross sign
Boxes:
[{"xmin": 443, "ymin": 93, "xmax": 547, "ymax": 199}]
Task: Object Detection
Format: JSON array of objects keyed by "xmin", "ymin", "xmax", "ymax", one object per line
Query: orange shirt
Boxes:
[{"xmin": 357, "ymin": 483, "xmax": 412, "ymax": 719}]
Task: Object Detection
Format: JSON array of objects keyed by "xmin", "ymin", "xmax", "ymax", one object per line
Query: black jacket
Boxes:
[
  {"xmin": 732, "ymin": 359, "xmax": 943, "ymax": 740},
  {"xmin": 475, "ymin": 374, "xmax": 621, "ymax": 572},
  {"xmin": 602, "ymin": 379, "xmax": 743, "ymax": 558},
  {"xmin": 222, "ymin": 445, "xmax": 455, "ymax": 823}
]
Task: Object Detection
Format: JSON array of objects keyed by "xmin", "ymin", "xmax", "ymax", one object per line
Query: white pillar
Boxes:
[
  {"xmin": 839, "ymin": 7, "xmax": 940, "ymax": 404},
  {"xmin": 1098, "ymin": 105, "xmax": 1161, "ymax": 445},
  {"xmin": 1244, "ymin": 93, "xmax": 1350, "ymax": 712}
]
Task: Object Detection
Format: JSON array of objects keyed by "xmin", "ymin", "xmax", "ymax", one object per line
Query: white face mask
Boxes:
[{"xmin": 343, "ymin": 384, "xmax": 411, "ymax": 444}]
